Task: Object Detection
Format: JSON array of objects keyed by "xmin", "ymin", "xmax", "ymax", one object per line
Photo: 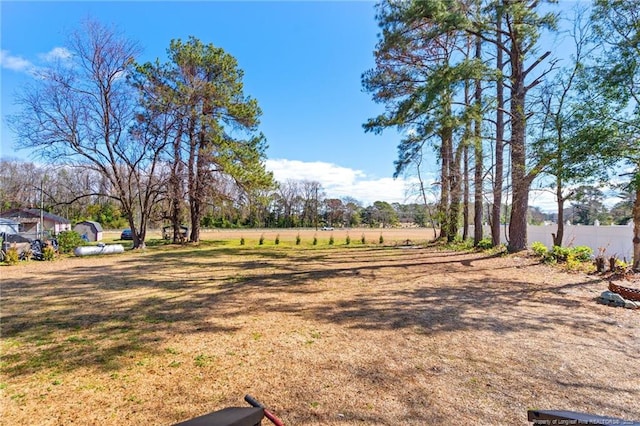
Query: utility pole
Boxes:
[
  {"xmin": 314, "ymin": 185, "xmax": 318, "ymax": 231},
  {"xmin": 40, "ymin": 175, "xmax": 45, "ymax": 240}
]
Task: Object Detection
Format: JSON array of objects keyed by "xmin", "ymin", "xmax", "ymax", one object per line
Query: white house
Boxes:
[{"xmin": 0, "ymin": 208, "xmax": 71, "ymax": 239}]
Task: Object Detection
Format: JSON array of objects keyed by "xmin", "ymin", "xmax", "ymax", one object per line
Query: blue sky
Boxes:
[
  {"xmin": 1, "ymin": 1, "xmax": 601, "ymax": 211},
  {"xmin": 1, "ymin": 0, "xmax": 418, "ymax": 206}
]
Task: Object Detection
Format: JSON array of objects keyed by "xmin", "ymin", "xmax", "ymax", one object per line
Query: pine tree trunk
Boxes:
[
  {"xmin": 189, "ymin": 148, "xmax": 207, "ymax": 243},
  {"xmin": 438, "ymin": 128, "xmax": 451, "ymax": 241},
  {"xmin": 170, "ymin": 134, "xmax": 184, "ymax": 243},
  {"xmin": 507, "ymin": 113, "xmax": 527, "ymax": 252},
  {"xmin": 507, "ymin": 31, "xmax": 529, "ymax": 253},
  {"xmin": 633, "ymin": 187, "xmax": 640, "ymax": 270},
  {"xmin": 463, "ymin": 125, "xmax": 470, "ymax": 241},
  {"xmin": 491, "ymin": 11, "xmax": 505, "ymax": 247},
  {"xmin": 187, "ymin": 121, "xmax": 198, "ymax": 243},
  {"xmin": 473, "ymin": 35, "xmax": 483, "ymax": 246},
  {"xmin": 448, "ymin": 149, "xmax": 462, "ymax": 243},
  {"xmin": 190, "ymin": 202, "xmax": 201, "ymax": 243},
  {"xmin": 508, "ymin": 177, "xmax": 529, "ymax": 253},
  {"xmin": 448, "ymin": 123, "xmax": 464, "ymax": 243}
]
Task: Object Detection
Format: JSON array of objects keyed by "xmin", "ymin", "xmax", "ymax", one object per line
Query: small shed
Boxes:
[
  {"xmin": 0, "ymin": 218, "xmax": 20, "ymax": 235},
  {"xmin": 74, "ymin": 221, "xmax": 103, "ymax": 242}
]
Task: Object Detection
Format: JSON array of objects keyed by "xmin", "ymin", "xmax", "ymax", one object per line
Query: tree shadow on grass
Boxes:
[
  {"xmin": 0, "ymin": 246, "xmax": 621, "ymax": 380},
  {"xmin": 280, "ymin": 278, "xmax": 610, "ymax": 336}
]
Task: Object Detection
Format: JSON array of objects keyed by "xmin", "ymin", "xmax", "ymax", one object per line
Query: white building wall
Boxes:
[
  {"xmin": 472, "ymin": 224, "xmax": 634, "ymax": 261},
  {"xmin": 526, "ymin": 224, "xmax": 633, "ymax": 260}
]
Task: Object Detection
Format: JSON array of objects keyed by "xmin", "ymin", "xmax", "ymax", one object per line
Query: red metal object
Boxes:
[
  {"xmin": 244, "ymin": 395, "xmax": 285, "ymax": 426},
  {"xmin": 609, "ymin": 281, "xmax": 640, "ymax": 302},
  {"xmin": 263, "ymin": 409, "xmax": 285, "ymax": 426}
]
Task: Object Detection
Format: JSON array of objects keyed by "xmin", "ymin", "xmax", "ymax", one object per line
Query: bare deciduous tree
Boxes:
[{"xmin": 8, "ymin": 19, "xmax": 166, "ymax": 248}]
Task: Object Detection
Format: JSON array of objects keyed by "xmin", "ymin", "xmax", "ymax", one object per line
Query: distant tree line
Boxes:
[
  {"xmin": 1, "ymin": 158, "xmax": 634, "ymax": 232},
  {"xmin": 0, "ymin": 158, "xmax": 403, "ymax": 229}
]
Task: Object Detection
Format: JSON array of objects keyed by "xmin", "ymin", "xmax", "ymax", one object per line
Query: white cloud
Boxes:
[
  {"xmin": 265, "ymin": 158, "xmax": 432, "ymax": 205},
  {"xmin": 0, "ymin": 50, "xmax": 34, "ymax": 72},
  {"xmin": 528, "ymin": 189, "xmax": 558, "ymax": 213},
  {"xmin": 40, "ymin": 47, "xmax": 72, "ymax": 63},
  {"xmin": 1, "ymin": 47, "xmax": 72, "ymax": 76}
]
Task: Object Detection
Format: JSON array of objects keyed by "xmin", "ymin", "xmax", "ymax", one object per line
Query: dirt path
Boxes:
[{"xmin": 1, "ymin": 239, "xmax": 638, "ymax": 425}]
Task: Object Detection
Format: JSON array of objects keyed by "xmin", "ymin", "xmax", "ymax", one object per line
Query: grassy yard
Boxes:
[{"xmin": 1, "ymin": 229, "xmax": 638, "ymax": 425}]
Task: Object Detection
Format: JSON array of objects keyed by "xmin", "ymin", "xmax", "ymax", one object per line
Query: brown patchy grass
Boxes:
[{"xmin": 1, "ymin": 228, "xmax": 638, "ymax": 425}]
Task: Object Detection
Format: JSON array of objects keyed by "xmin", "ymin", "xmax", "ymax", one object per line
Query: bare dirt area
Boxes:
[{"xmin": 1, "ymin": 228, "xmax": 638, "ymax": 425}]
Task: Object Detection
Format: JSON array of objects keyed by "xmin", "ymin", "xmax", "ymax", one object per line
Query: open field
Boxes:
[
  {"xmin": 1, "ymin": 228, "xmax": 639, "ymax": 425},
  {"xmin": 103, "ymin": 227, "xmax": 440, "ymax": 247}
]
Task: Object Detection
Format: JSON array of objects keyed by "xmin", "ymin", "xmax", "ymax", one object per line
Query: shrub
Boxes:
[
  {"xmin": 570, "ymin": 245, "xmax": 593, "ymax": 262},
  {"xmin": 259, "ymin": 234, "xmax": 264, "ymax": 245},
  {"xmin": 551, "ymin": 245, "xmax": 570, "ymax": 262},
  {"xmin": 42, "ymin": 245, "xmax": 56, "ymax": 261},
  {"xmin": 476, "ymin": 238, "xmax": 493, "ymax": 250},
  {"xmin": 566, "ymin": 253, "xmax": 585, "ymax": 271},
  {"xmin": 345, "ymin": 234, "xmax": 351, "ymax": 245},
  {"xmin": 379, "ymin": 234, "xmax": 384, "ymax": 244},
  {"xmin": 4, "ymin": 246, "xmax": 19, "ymax": 265},
  {"xmin": 57, "ymin": 230, "xmax": 85, "ymax": 254},
  {"xmin": 275, "ymin": 234, "xmax": 280, "ymax": 245},
  {"xmin": 329, "ymin": 235, "xmax": 334, "ymax": 245},
  {"xmin": 531, "ymin": 241, "xmax": 548, "ymax": 258},
  {"xmin": 240, "ymin": 236, "xmax": 245, "ymax": 246},
  {"xmin": 534, "ymin": 243, "xmax": 594, "ymax": 268},
  {"xmin": 312, "ymin": 235, "xmax": 318, "ymax": 246},
  {"xmin": 361, "ymin": 233, "xmax": 366, "ymax": 245},
  {"xmin": 564, "ymin": 246, "xmax": 594, "ymax": 271},
  {"xmin": 296, "ymin": 234, "xmax": 301, "ymax": 245},
  {"xmin": 446, "ymin": 238, "xmax": 473, "ymax": 251}
]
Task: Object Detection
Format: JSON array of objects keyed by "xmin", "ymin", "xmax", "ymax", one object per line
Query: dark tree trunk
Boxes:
[
  {"xmin": 190, "ymin": 199, "xmax": 201, "ymax": 243},
  {"xmin": 507, "ymin": 29, "xmax": 530, "ymax": 253},
  {"xmin": 491, "ymin": 10, "xmax": 505, "ymax": 248},
  {"xmin": 508, "ymin": 177, "xmax": 530, "ymax": 252},
  {"xmin": 633, "ymin": 187, "xmax": 640, "ymax": 270},
  {"xmin": 463, "ymin": 81, "xmax": 471, "ymax": 241},
  {"xmin": 438, "ymin": 127, "xmax": 451, "ymax": 241},
  {"xmin": 553, "ymin": 181, "xmax": 565, "ymax": 247},
  {"xmin": 189, "ymin": 144, "xmax": 207, "ymax": 243},
  {"xmin": 463, "ymin": 142, "xmax": 469, "ymax": 241},
  {"xmin": 187, "ymin": 117, "xmax": 199, "ymax": 243},
  {"xmin": 448, "ymin": 124, "xmax": 464, "ymax": 243},
  {"xmin": 170, "ymin": 132, "xmax": 184, "ymax": 243},
  {"xmin": 473, "ymin": 35, "xmax": 484, "ymax": 246}
]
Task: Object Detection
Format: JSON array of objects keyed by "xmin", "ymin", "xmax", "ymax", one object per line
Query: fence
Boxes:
[{"xmin": 474, "ymin": 223, "xmax": 635, "ymax": 261}]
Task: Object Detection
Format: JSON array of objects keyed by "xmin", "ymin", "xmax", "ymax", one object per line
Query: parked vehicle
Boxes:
[
  {"xmin": 120, "ymin": 229, "xmax": 133, "ymax": 240},
  {"xmin": 0, "ymin": 232, "xmax": 58, "ymax": 261}
]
